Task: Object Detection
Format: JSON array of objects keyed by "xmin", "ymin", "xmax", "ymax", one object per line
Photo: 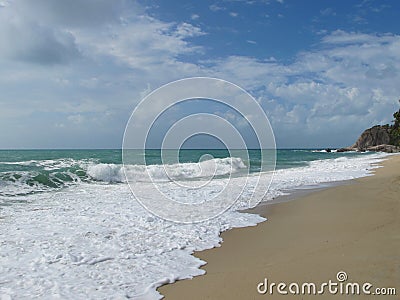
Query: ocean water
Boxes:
[{"xmin": 0, "ymin": 149, "xmax": 390, "ymax": 299}]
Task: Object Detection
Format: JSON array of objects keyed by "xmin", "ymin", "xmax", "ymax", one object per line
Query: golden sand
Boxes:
[{"xmin": 159, "ymin": 155, "xmax": 400, "ymax": 299}]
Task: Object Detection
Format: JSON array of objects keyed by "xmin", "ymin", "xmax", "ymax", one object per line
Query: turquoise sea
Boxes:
[{"xmin": 0, "ymin": 148, "xmax": 378, "ymax": 198}]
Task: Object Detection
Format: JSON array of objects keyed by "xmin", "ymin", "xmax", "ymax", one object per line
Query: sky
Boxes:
[{"xmin": 1, "ymin": 0, "xmax": 400, "ymax": 149}]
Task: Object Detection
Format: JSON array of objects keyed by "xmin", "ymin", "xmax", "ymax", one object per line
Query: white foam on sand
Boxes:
[{"xmin": 0, "ymin": 153, "xmax": 390, "ymax": 299}]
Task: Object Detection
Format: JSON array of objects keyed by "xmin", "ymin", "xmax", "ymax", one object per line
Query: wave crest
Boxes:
[
  {"xmin": 0, "ymin": 157, "xmax": 247, "ymax": 196},
  {"xmin": 87, "ymin": 157, "xmax": 247, "ymax": 183}
]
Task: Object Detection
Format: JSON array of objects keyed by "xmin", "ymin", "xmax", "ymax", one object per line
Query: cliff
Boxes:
[
  {"xmin": 337, "ymin": 106, "xmax": 400, "ymax": 153},
  {"xmin": 351, "ymin": 125, "xmax": 391, "ymax": 150},
  {"xmin": 337, "ymin": 125, "xmax": 400, "ymax": 153}
]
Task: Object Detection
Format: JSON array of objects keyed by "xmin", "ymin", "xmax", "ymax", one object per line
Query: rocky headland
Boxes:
[{"xmin": 337, "ymin": 106, "xmax": 400, "ymax": 153}]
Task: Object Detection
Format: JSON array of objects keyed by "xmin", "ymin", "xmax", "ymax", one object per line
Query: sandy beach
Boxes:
[{"xmin": 159, "ymin": 155, "xmax": 400, "ymax": 299}]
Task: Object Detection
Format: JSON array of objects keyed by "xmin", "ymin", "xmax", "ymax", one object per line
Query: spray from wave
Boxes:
[
  {"xmin": 0, "ymin": 157, "xmax": 247, "ymax": 196},
  {"xmin": 87, "ymin": 157, "xmax": 246, "ymax": 183}
]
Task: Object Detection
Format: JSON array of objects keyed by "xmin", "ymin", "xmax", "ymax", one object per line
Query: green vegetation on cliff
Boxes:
[{"xmin": 389, "ymin": 104, "xmax": 400, "ymax": 146}]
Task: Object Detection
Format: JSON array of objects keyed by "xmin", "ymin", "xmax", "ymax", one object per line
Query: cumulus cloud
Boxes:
[
  {"xmin": 0, "ymin": 0, "xmax": 209, "ymax": 148},
  {"xmin": 0, "ymin": 12, "xmax": 80, "ymax": 64},
  {"xmin": 175, "ymin": 22, "xmax": 205, "ymax": 38},
  {"xmin": 9, "ymin": 0, "xmax": 125, "ymax": 28},
  {"xmin": 0, "ymin": 0, "xmax": 136, "ymax": 65}
]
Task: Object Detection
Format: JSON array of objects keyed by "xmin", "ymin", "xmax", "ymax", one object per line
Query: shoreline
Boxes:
[{"xmin": 159, "ymin": 155, "xmax": 400, "ymax": 299}]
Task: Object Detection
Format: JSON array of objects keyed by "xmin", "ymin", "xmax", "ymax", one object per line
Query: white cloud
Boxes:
[
  {"xmin": 0, "ymin": 0, "xmax": 210, "ymax": 148},
  {"xmin": 67, "ymin": 114, "xmax": 85, "ymax": 124},
  {"xmin": 0, "ymin": 0, "xmax": 10, "ymax": 7},
  {"xmin": 320, "ymin": 8, "xmax": 336, "ymax": 16},
  {"xmin": 175, "ymin": 22, "xmax": 205, "ymax": 38},
  {"xmin": 209, "ymin": 4, "xmax": 225, "ymax": 12},
  {"xmin": 321, "ymin": 30, "xmax": 390, "ymax": 45},
  {"xmin": 205, "ymin": 31, "xmax": 400, "ymax": 147},
  {"xmin": 0, "ymin": 15, "xmax": 80, "ymax": 64},
  {"xmin": 72, "ymin": 16, "xmax": 206, "ymax": 75},
  {"xmin": 9, "ymin": 0, "xmax": 129, "ymax": 28}
]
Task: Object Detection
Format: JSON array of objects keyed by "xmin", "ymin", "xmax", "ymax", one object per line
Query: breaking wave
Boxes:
[{"xmin": 0, "ymin": 157, "xmax": 247, "ymax": 196}]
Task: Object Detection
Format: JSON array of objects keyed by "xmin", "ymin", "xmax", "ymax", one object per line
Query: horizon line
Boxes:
[{"xmin": 0, "ymin": 147, "xmax": 342, "ymax": 151}]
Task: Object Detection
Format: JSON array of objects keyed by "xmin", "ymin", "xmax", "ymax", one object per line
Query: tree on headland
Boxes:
[
  {"xmin": 393, "ymin": 100, "xmax": 400, "ymax": 129},
  {"xmin": 389, "ymin": 100, "xmax": 400, "ymax": 146}
]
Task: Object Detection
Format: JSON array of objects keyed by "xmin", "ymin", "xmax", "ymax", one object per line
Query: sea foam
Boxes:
[
  {"xmin": 87, "ymin": 157, "xmax": 247, "ymax": 183},
  {"xmin": 0, "ymin": 152, "xmax": 390, "ymax": 299}
]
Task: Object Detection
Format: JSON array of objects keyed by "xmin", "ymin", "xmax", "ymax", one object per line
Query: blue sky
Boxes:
[{"xmin": 0, "ymin": 0, "xmax": 399, "ymax": 149}]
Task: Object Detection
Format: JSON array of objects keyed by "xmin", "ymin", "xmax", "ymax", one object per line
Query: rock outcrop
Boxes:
[
  {"xmin": 337, "ymin": 125, "xmax": 400, "ymax": 153},
  {"xmin": 337, "ymin": 107, "xmax": 400, "ymax": 153},
  {"xmin": 351, "ymin": 125, "xmax": 391, "ymax": 150},
  {"xmin": 336, "ymin": 147, "xmax": 356, "ymax": 153},
  {"xmin": 366, "ymin": 144, "xmax": 400, "ymax": 153}
]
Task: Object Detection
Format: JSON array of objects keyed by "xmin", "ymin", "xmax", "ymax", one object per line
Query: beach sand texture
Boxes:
[{"xmin": 159, "ymin": 155, "xmax": 400, "ymax": 299}]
